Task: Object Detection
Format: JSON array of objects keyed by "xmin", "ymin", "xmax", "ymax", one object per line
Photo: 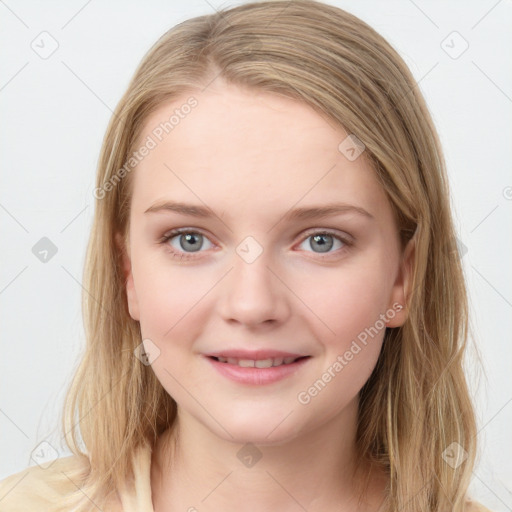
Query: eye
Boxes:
[
  {"xmin": 160, "ymin": 229, "xmax": 214, "ymax": 259},
  {"xmin": 297, "ymin": 230, "xmax": 352, "ymax": 257},
  {"xmin": 159, "ymin": 228, "xmax": 352, "ymax": 261}
]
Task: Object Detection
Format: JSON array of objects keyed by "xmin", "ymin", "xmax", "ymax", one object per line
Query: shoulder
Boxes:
[
  {"xmin": 0, "ymin": 455, "xmax": 89, "ymax": 511},
  {"xmin": 0, "ymin": 443, "xmax": 153, "ymax": 512},
  {"xmin": 465, "ymin": 497, "xmax": 494, "ymax": 512}
]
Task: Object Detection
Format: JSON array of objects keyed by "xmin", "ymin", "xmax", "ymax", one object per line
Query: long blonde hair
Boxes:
[{"xmin": 57, "ymin": 1, "xmax": 478, "ymax": 510}]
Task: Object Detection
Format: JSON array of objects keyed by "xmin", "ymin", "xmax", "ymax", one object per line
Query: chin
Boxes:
[{"xmin": 209, "ymin": 410, "xmax": 306, "ymax": 446}]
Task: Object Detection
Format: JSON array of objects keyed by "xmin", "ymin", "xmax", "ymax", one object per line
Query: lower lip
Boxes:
[{"xmin": 205, "ymin": 356, "xmax": 311, "ymax": 385}]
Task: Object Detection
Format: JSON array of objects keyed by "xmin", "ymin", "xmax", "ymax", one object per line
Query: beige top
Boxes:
[
  {"xmin": 0, "ymin": 443, "xmax": 494, "ymax": 511},
  {"xmin": 0, "ymin": 443, "xmax": 152, "ymax": 511}
]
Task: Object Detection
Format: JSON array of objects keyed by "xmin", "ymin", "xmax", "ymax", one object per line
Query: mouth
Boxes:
[
  {"xmin": 207, "ymin": 355, "xmax": 310, "ymax": 368},
  {"xmin": 204, "ymin": 352, "xmax": 312, "ymax": 385}
]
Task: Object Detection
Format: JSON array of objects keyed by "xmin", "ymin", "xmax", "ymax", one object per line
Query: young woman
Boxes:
[{"xmin": 0, "ymin": 1, "xmax": 492, "ymax": 510}]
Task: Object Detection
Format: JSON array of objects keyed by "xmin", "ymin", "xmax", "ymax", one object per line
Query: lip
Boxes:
[
  {"xmin": 204, "ymin": 349, "xmax": 306, "ymax": 359},
  {"xmin": 204, "ymin": 354, "xmax": 311, "ymax": 385}
]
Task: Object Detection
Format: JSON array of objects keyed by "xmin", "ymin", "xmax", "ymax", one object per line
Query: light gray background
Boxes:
[{"xmin": 1, "ymin": 1, "xmax": 511, "ymax": 510}]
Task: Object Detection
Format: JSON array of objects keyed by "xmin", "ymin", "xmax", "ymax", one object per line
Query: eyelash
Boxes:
[{"xmin": 158, "ymin": 227, "xmax": 353, "ymax": 261}]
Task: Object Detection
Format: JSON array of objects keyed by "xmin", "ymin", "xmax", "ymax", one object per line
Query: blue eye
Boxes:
[
  {"xmin": 161, "ymin": 229, "xmax": 213, "ymax": 258},
  {"xmin": 298, "ymin": 231, "xmax": 350, "ymax": 256},
  {"xmin": 160, "ymin": 228, "xmax": 352, "ymax": 260}
]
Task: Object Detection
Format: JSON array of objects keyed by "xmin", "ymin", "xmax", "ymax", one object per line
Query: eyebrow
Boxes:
[{"xmin": 144, "ymin": 200, "xmax": 374, "ymax": 221}]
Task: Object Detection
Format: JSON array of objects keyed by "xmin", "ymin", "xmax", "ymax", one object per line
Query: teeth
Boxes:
[
  {"xmin": 255, "ymin": 359, "xmax": 273, "ymax": 368},
  {"xmin": 214, "ymin": 356, "xmax": 303, "ymax": 367}
]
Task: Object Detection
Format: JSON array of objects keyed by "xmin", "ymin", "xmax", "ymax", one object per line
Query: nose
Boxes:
[{"xmin": 217, "ymin": 246, "xmax": 291, "ymax": 328}]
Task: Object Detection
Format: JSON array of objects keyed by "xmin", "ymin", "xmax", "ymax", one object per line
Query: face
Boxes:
[{"xmin": 120, "ymin": 79, "xmax": 412, "ymax": 445}]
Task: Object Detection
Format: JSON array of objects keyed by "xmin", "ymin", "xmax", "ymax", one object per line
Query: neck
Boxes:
[{"xmin": 151, "ymin": 396, "xmax": 386, "ymax": 512}]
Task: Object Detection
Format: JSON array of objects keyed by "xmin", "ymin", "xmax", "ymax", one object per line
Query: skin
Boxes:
[{"xmin": 119, "ymin": 78, "xmax": 414, "ymax": 511}]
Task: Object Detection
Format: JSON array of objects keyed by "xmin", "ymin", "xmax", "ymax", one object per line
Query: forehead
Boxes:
[{"xmin": 130, "ymin": 81, "xmax": 389, "ymax": 222}]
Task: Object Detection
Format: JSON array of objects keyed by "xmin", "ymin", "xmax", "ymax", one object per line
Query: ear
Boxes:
[
  {"xmin": 385, "ymin": 235, "xmax": 415, "ymax": 328},
  {"xmin": 115, "ymin": 232, "xmax": 140, "ymax": 322}
]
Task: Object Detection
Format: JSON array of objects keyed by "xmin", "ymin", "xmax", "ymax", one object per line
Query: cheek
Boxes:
[
  {"xmin": 132, "ymin": 262, "xmax": 212, "ymax": 399},
  {"xmin": 295, "ymin": 257, "xmax": 392, "ymax": 347},
  {"xmin": 291, "ymin": 264, "xmax": 389, "ymax": 422},
  {"xmin": 131, "ymin": 250, "xmax": 206, "ymax": 343}
]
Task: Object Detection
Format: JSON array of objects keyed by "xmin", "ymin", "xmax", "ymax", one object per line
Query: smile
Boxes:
[
  {"xmin": 205, "ymin": 355, "xmax": 312, "ymax": 385},
  {"xmin": 210, "ymin": 355, "xmax": 308, "ymax": 367}
]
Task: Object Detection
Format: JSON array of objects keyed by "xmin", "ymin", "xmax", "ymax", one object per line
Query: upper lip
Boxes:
[{"xmin": 204, "ymin": 349, "xmax": 309, "ymax": 360}]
